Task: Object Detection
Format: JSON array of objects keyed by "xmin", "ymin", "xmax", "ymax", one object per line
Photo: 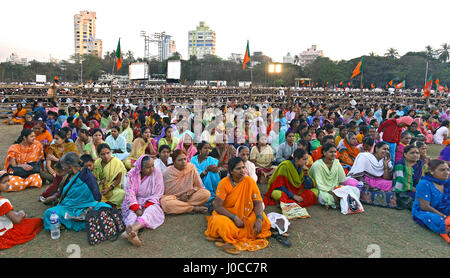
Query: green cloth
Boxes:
[
  {"xmin": 267, "ymin": 160, "xmax": 305, "ymax": 191},
  {"xmin": 392, "ymin": 162, "xmax": 414, "ymax": 192},
  {"xmin": 100, "ymin": 116, "xmax": 111, "ymax": 130},
  {"xmin": 158, "ymin": 137, "xmax": 179, "ymax": 152},
  {"xmin": 310, "ymin": 139, "xmax": 321, "ymax": 152},
  {"xmin": 309, "ymin": 159, "xmax": 346, "ymax": 206}
]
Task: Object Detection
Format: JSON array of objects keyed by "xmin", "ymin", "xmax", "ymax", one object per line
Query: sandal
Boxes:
[{"xmin": 271, "ymin": 233, "xmax": 291, "ymax": 247}]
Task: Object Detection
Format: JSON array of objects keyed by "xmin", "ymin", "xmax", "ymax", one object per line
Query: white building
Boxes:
[
  {"xmin": 228, "ymin": 53, "xmax": 243, "ymax": 63},
  {"xmin": 161, "ymin": 35, "xmax": 177, "ymax": 60},
  {"xmin": 298, "ymin": 45, "xmax": 323, "ymax": 67},
  {"xmin": 6, "ymin": 53, "xmax": 29, "ymax": 66},
  {"xmin": 283, "ymin": 52, "xmax": 295, "ymax": 64}
]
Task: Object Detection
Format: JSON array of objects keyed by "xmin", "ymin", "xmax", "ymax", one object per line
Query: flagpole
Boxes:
[{"xmin": 424, "ymin": 60, "xmax": 429, "ymax": 87}]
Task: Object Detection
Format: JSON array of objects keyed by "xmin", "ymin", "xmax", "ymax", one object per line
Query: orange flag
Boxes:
[
  {"xmin": 351, "ymin": 58, "xmax": 363, "ymax": 78},
  {"xmin": 388, "ymin": 80, "xmax": 393, "ymax": 86},
  {"xmin": 243, "ymin": 40, "xmax": 250, "ymax": 70},
  {"xmin": 371, "ymin": 83, "xmax": 375, "ymax": 88}
]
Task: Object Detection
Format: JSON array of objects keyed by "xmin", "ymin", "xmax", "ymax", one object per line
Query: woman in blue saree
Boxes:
[
  {"xmin": 190, "ymin": 141, "xmax": 220, "ymax": 204},
  {"xmin": 412, "ymin": 159, "xmax": 450, "ymax": 243},
  {"xmin": 43, "ymin": 152, "xmax": 110, "ymax": 232}
]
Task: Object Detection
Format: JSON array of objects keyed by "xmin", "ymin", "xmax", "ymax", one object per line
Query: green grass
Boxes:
[{"xmin": 0, "ymin": 125, "xmax": 448, "ymax": 258}]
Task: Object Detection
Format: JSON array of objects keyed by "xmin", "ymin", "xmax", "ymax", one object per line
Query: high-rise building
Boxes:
[
  {"xmin": 188, "ymin": 21, "xmax": 216, "ymax": 59},
  {"xmin": 161, "ymin": 35, "xmax": 177, "ymax": 60},
  {"xmin": 74, "ymin": 11, "xmax": 102, "ymax": 58},
  {"xmin": 298, "ymin": 45, "xmax": 323, "ymax": 67}
]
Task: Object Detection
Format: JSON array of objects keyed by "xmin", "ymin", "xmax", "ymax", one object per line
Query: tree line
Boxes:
[{"xmin": 0, "ymin": 45, "xmax": 448, "ymax": 88}]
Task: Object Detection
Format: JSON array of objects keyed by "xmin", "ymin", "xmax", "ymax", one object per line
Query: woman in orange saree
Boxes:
[
  {"xmin": 4, "ymin": 104, "xmax": 27, "ymax": 125},
  {"xmin": 205, "ymin": 157, "xmax": 271, "ymax": 255},
  {"xmin": 338, "ymin": 132, "xmax": 360, "ymax": 174}
]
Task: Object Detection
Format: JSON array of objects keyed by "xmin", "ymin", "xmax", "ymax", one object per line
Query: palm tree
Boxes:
[
  {"xmin": 438, "ymin": 43, "xmax": 449, "ymax": 63},
  {"xmin": 384, "ymin": 48, "xmax": 399, "ymax": 59},
  {"xmin": 369, "ymin": 52, "xmax": 376, "ymax": 57},
  {"xmin": 125, "ymin": 50, "xmax": 135, "ymax": 63},
  {"xmin": 425, "ymin": 45, "xmax": 435, "ymax": 59}
]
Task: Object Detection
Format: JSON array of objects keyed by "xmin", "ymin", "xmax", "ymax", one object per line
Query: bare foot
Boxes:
[
  {"xmin": 126, "ymin": 225, "xmax": 137, "ymax": 238},
  {"xmin": 127, "ymin": 233, "xmax": 142, "ymax": 247},
  {"xmin": 193, "ymin": 206, "xmax": 208, "ymax": 214}
]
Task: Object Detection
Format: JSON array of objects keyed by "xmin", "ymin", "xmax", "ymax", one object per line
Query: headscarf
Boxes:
[
  {"xmin": 175, "ymin": 133, "xmax": 197, "ymax": 162},
  {"xmin": 340, "ymin": 133, "xmax": 360, "ymax": 159},
  {"xmin": 438, "ymin": 146, "xmax": 450, "ymax": 162},
  {"xmin": 396, "ymin": 116, "xmax": 414, "ymax": 126}
]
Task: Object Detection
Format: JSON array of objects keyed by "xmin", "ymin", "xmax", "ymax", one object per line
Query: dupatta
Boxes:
[{"xmin": 163, "ymin": 163, "xmax": 203, "ymax": 197}]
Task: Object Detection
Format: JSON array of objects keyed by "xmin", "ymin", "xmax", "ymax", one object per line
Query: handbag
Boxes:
[
  {"xmin": 85, "ymin": 207, "xmax": 126, "ymax": 246},
  {"xmin": 395, "ymin": 191, "xmax": 414, "ymax": 210},
  {"xmin": 9, "ymin": 161, "xmax": 41, "ymax": 178}
]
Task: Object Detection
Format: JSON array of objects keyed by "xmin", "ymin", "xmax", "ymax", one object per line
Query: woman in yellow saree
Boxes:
[
  {"xmin": 4, "ymin": 103, "xmax": 27, "ymax": 125},
  {"xmin": 124, "ymin": 127, "xmax": 157, "ymax": 170},
  {"xmin": 93, "ymin": 143, "xmax": 126, "ymax": 208},
  {"xmin": 205, "ymin": 157, "xmax": 271, "ymax": 255}
]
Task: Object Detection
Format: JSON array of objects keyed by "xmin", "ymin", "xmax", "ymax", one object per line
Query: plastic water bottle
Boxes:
[{"xmin": 50, "ymin": 211, "xmax": 60, "ymax": 240}]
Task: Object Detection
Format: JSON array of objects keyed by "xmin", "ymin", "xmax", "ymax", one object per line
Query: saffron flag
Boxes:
[
  {"xmin": 395, "ymin": 80, "xmax": 405, "ymax": 89},
  {"xmin": 388, "ymin": 80, "xmax": 393, "ymax": 86},
  {"xmin": 371, "ymin": 83, "xmax": 375, "ymax": 89},
  {"xmin": 116, "ymin": 38, "xmax": 122, "ymax": 71},
  {"xmin": 424, "ymin": 75, "xmax": 433, "ymax": 98},
  {"xmin": 438, "ymin": 85, "xmax": 445, "ymax": 92},
  {"xmin": 243, "ymin": 40, "xmax": 250, "ymax": 70},
  {"xmin": 351, "ymin": 58, "xmax": 363, "ymax": 78},
  {"xmin": 348, "ymin": 82, "xmax": 351, "ymax": 86},
  {"xmin": 435, "ymin": 78, "xmax": 439, "ymax": 86},
  {"xmin": 339, "ymin": 81, "xmax": 343, "ymax": 85}
]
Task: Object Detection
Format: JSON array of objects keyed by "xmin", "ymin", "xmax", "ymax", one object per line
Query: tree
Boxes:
[
  {"xmin": 294, "ymin": 55, "xmax": 300, "ymax": 65},
  {"xmin": 438, "ymin": 43, "xmax": 449, "ymax": 63},
  {"xmin": 384, "ymin": 48, "xmax": 399, "ymax": 59},
  {"xmin": 425, "ymin": 45, "xmax": 436, "ymax": 59}
]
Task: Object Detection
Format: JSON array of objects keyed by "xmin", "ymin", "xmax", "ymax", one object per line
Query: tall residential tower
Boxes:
[
  {"xmin": 74, "ymin": 11, "xmax": 102, "ymax": 58},
  {"xmin": 188, "ymin": 21, "xmax": 216, "ymax": 59}
]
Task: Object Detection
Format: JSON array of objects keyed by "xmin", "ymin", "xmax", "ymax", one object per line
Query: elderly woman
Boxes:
[
  {"xmin": 43, "ymin": 152, "xmax": 109, "ymax": 232},
  {"xmin": 309, "ymin": 143, "xmax": 349, "ymax": 209},
  {"xmin": 174, "ymin": 133, "xmax": 197, "ymax": 162},
  {"xmin": 264, "ymin": 148, "xmax": 318, "ymax": 207},
  {"xmin": 393, "ymin": 145, "xmax": 423, "ymax": 210},
  {"xmin": 347, "ymin": 142, "xmax": 393, "ymax": 191},
  {"xmin": 121, "ymin": 155, "xmax": 165, "ymax": 247},
  {"xmin": 92, "ymin": 144, "xmax": 126, "ymax": 209},
  {"xmin": 124, "ymin": 127, "xmax": 157, "ymax": 170},
  {"xmin": 412, "ymin": 159, "xmax": 450, "ymax": 243},
  {"xmin": 105, "ymin": 126, "xmax": 130, "ymax": 161},
  {"xmin": 204, "ymin": 157, "xmax": 271, "ymax": 255},
  {"xmin": 237, "ymin": 145, "xmax": 258, "ymax": 182},
  {"xmin": 191, "ymin": 142, "xmax": 220, "ymax": 204},
  {"xmin": 84, "ymin": 128, "xmax": 104, "ymax": 161},
  {"xmin": 250, "ymin": 134, "xmax": 275, "ymax": 182},
  {"xmin": 160, "ymin": 149, "xmax": 211, "ymax": 215},
  {"xmin": 338, "ymin": 132, "xmax": 360, "ymax": 174},
  {"xmin": 4, "ymin": 129, "xmax": 44, "ymax": 192}
]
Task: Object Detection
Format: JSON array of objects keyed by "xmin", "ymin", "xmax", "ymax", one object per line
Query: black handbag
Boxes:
[
  {"xmin": 395, "ymin": 192, "xmax": 414, "ymax": 210},
  {"xmin": 9, "ymin": 161, "xmax": 41, "ymax": 179}
]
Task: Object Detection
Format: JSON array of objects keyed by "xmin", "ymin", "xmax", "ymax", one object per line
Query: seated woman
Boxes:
[
  {"xmin": 395, "ymin": 132, "xmax": 412, "ymax": 163},
  {"xmin": 434, "ymin": 120, "xmax": 450, "ymax": 145},
  {"xmin": 43, "ymin": 152, "xmax": 110, "ymax": 232},
  {"xmin": 210, "ymin": 142, "xmax": 237, "ymax": 179},
  {"xmin": 347, "ymin": 142, "xmax": 393, "ymax": 191},
  {"xmin": 264, "ymin": 148, "xmax": 318, "ymax": 207},
  {"xmin": 414, "ymin": 118, "xmax": 434, "ymax": 144},
  {"xmin": 309, "ymin": 143, "xmax": 349, "ymax": 209},
  {"xmin": 412, "ymin": 159, "xmax": 450, "ymax": 243},
  {"xmin": 275, "ymin": 131, "xmax": 296, "ymax": 165},
  {"xmin": 338, "ymin": 132, "xmax": 360, "ymax": 174},
  {"xmin": 191, "ymin": 142, "xmax": 220, "ymax": 204},
  {"xmin": 0, "ymin": 170, "xmax": 43, "ymax": 250},
  {"xmin": 235, "ymin": 145, "xmax": 257, "ymax": 182},
  {"xmin": 296, "ymin": 139, "xmax": 313, "ymax": 168},
  {"xmin": 75, "ymin": 129, "xmax": 91, "ymax": 155},
  {"xmin": 105, "ymin": 126, "xmax": 130, "ymax": 161},
  {"xmin": 174, "ymin": 133, "xmax": 197, "ymax": 162},
  {"xmin": 357, "ymin": 136, "xmax": 375, "ymax": 154},
  {"xmin": 23, "ymin": 113, "xmax": 34, "ymax": 130},
  {"xmin": 158, "ymin": 126, "xmax": 179, "ymax": 152},
  {"xmin": 44, "ymin": 130, "xmax": 79, "ymax": 184},
  {"xmin": 33, "ymin": 121, "xmax": 53, "ymax": 155},
  {"xmin": 407, "ymin": 121, "xmax": 426, "ymax": 142},
  {"xmin": 154, "ymin": 145, "xmax": 173, "ymax": 173},
  {"xmin": 204, "ymin": 157, "xmax": 271, "ymax": 255},
  {"xmin": 39, "ymin": 161, "xmax": 70, "ymax": 205},
  {"xmin": 84, "ymin": 128, "xmax": 104, "ymax": 161},
  {"xmin": 92, "ymin": 144, "xmax": 126, "ymax": 209},
  {"xmin": 120, "ymin": 118, "xmax": 134, "ymax": 152},
  {"xmin": 393, "ymin": 145, "xmax": 423, "ymax": 209},
  {"xmin": 4, "ymin": 129, "xmax": 44, "ymax": 192},
  {"xmin": 4, "ymin": 103, "xmax": 27, "ymax": 125},
  {"xmin": 415, "ymin": 141, "xmax": 430, "ymax": 170},
  {"xmin": 121, "ymin": 155, "xmax": 165, "ymax": 247},
  {"xmin": 312, "ymin": 135, "xmax": 336, "ymax": 162},
  {"xmin": 124, "ymin": 127, "xmax": 157, "ymax": 170},
  {"xmin": 250, "ymin": 134, "xmax": 276, "ymax": 182},
  {"xmin": 160, "ymin": 149, "xmax": 211, "ymax": 215}
]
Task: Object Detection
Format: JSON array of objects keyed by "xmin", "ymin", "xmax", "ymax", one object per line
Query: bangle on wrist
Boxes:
[
  {"xmin": 256, "ymin": 214, "xmax": 263, "ymax": 221},
  {"xmin": 229, "ymin": 214, "xmax": 236, "ymax": 221}
]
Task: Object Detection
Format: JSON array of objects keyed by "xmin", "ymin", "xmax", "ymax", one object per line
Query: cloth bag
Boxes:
[
  {"xmin": 267, "ymin": 212, "xmax": 290, "ymax": 235},
  {"xmin": 332, "ymin": 186, "xmax": 364, "ymax": 215}
]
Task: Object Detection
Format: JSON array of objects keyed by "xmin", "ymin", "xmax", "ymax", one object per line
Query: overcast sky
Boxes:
[{"xmin": 1, "ymin": 0, "xmax": 449, "ymax": 63}]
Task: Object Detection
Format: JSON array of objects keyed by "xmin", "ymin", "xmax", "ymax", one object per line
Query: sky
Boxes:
[{"xmin": 1, "ymin": 0, "xmax": 449, "ymax": 63}]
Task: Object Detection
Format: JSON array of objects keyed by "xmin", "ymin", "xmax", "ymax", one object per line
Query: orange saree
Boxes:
[{"xmin": 205, "ymin": 176, "xmax": 271, "ymax": 252}]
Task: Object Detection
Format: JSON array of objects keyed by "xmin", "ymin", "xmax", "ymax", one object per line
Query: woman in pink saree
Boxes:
[
  {"xmin": 174, "ymin": 133, "xmax": 197, "ymax": 162},
  {"xmin": 121, "ymin": 155, "xmax": 165, "ymax": 247}
]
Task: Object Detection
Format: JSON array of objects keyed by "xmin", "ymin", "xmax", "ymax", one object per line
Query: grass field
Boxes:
[{"xmin": 0, "ymin": 124, "xmax": 448, "ymax": 258}]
